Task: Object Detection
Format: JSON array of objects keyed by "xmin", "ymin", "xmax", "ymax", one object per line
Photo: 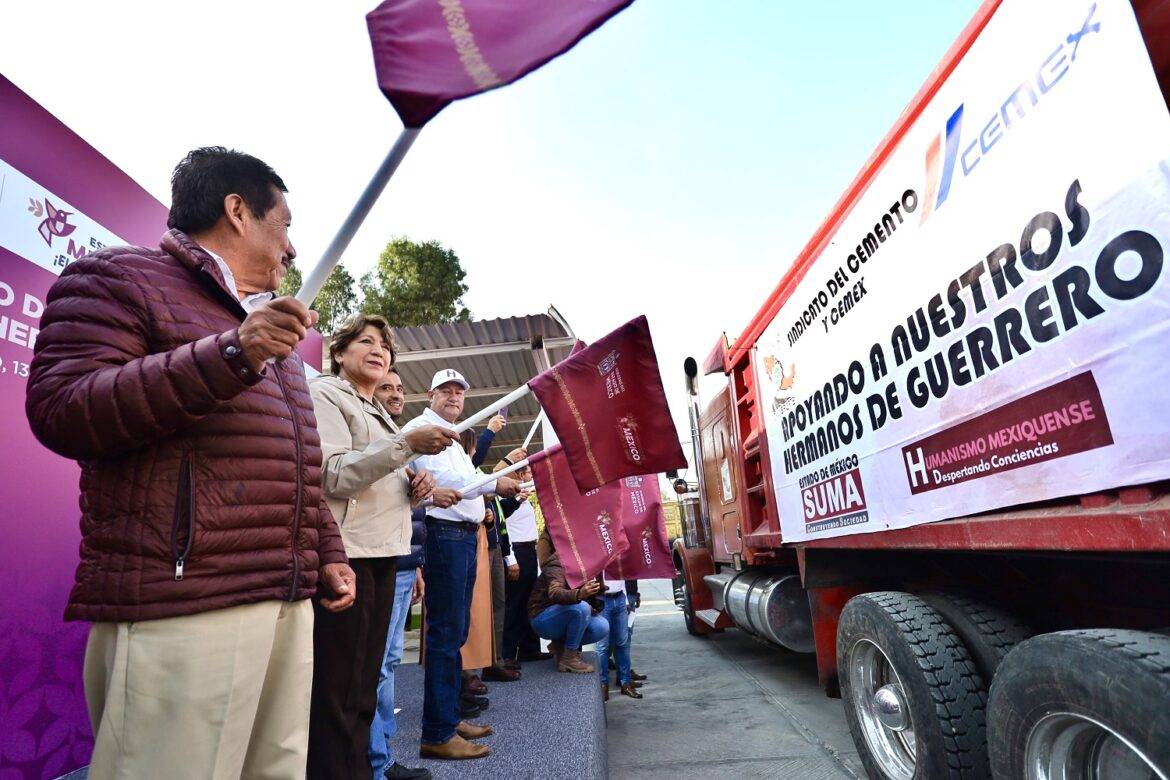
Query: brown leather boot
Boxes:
[
  {"xmin": 557, "ymin": 649, "xmax": 595, "ymax": 673},
  {"xmin": 620, "ymin": 682, "xmax": 643, "ymax": 699},
  {"xmin": 602, "ymin": 682, "xmax": 609, "ymax": 702},
  {"xmin": 419, "ymin": 734, "xmax": 490, "ymax": 760},
  {"xmin": 456, "ymin": 720, "xmax": 494, "ymax": 739},
  {"xmin": 548, "ymin": 640, "xmax": 564, "ymax": 664}
]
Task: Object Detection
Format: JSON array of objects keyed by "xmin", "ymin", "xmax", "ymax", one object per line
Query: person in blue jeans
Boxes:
[
  {"xmin": 369, "ymin": 507, "xmax": 428, "ymax": 779},
  {"xmin": 596, "ymin": 581, "xmax": 643, "ymax": 700},
  {"xmin": 402, "ymin": 370, "xmax": 524, "ymax": 761},
  {"xmin": 527, "ymin": 552, "xmax": 608, "ymax": 674}
]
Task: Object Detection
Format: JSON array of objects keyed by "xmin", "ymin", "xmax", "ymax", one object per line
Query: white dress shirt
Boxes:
[
  {"xmin": 402, "ymin": 407, "xmax": 495, "ymax": 524},
  {"xmin": 503, "ymin": 500, "xmax": 538, "ymax": 566},
  {"xmin": 204, "ymin": 247, "xmax": 275, "ymax": 312}
]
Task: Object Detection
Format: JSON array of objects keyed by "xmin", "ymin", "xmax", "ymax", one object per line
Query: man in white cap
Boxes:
[{"xmin": 402, "ymin": 369, "xmax": 524, "ymax": 761}]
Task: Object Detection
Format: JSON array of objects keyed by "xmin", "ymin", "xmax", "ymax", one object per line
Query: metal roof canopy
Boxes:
[{"xmin": 390, "ymin": 306, "xmax": 575, "ymax": 466}]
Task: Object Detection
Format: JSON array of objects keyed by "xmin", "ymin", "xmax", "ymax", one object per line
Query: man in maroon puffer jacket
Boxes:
[{"xmin": 26, "ymin": 147, "xmax": 356, "ymax": 779}]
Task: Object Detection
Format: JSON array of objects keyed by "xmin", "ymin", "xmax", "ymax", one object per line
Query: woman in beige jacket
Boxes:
[{"xmin": 307, "ymin": 314, "xmax": 461, "ymax": 780}]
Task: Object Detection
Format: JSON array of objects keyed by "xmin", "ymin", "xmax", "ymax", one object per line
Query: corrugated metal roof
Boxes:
[
  {"xmin": 393, "ymin": 312, "xmax": 572, "ymax": 352},
  {"xmin": 323, "ymin": 307, "xmax": 576, "ymax": 465}
]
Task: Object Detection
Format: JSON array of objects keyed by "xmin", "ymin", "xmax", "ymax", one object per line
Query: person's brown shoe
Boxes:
[
  {"xmin": 483, "ymin": 664, "xmax": 520, "ymax": 682},
  {"xmin": 501, "ymin": 659, "xmax": 521, "ymax": 671},
  {"xmin": 419, "ymin": 734, "xmax": 490, "ymax": 760},
  {"xmin": 462, "ymin": 675, "xmax": 488, "ymax": 696},
  {"xmin": 602, "ymin": 682, "xmax": 609, "ymax": 702},
  {"xmin": 549, "ymin": 640, "xmax": 564, "ymax": 664},
  {"xmin": 557, "ymin": 649, "xmax": 595, "ymax": 673},
  {"xmin": 620, "ymin": 682, "xmax": 643, "ymax": 699},
  {"xmin": 630, "ymin": 669, "xmax": 647, "ymax": 681},
  {"xmin": 456, "ymin": 720, "xmax": 494, "ymax": 739}
]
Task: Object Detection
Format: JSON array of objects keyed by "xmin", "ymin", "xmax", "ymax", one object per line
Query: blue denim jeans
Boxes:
[
  {"xmin": 596, "ymin": 592, "xmax": 632, "ymax": 685},
  {"xmin": 421, "ymin": 521, "xmax": 478, "ymax": 745},
  {"xmin": 529, "ymin": 602, "xmax": 608, "ymax": 650},
  {"xmin": 369, "ymin": 567, "xmax": 418, "ymax": 775}
]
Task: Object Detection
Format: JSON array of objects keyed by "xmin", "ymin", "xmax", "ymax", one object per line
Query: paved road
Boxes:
[{"xmin": 604, "ymin": 579, "xmax": 865, "ymax": 779}]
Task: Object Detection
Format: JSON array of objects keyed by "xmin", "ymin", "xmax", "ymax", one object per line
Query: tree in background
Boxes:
[
  {"xmin": 276, "ymin": 263, "xmax": 358, "ymax": 335},
  {"xmin": 360, "ymin": 237, "xmax": 471, "ymax": 327}
]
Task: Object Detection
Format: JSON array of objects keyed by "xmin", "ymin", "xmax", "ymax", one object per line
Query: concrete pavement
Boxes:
[{"xmin": 604, "ymin": 579, "xmax": 864, "ymax": 779}]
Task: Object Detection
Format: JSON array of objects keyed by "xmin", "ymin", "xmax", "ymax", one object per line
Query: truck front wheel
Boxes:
[
  {"xmin": 988, "ymin": 629, "xmax": 1170, "ymax": 779},
  {"xmin": 680, "ymin": 580, "xmax": 708, "ymax": 637},
  {"xmin": 838, "ymin": 592, "xmax": 989, "ymax": 779}
]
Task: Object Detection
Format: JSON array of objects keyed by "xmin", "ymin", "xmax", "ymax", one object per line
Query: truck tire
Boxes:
[
  {"xmin": 680, "ymin": 581, "xmax": 708, "ymax": 637},
  {"xmin": 987, "ymin": 629, "xmax": 1170, "ymax": 779},
  {"xmin": 918, "ymin": 591, "xmax": 1033, "ymax": 684},
  {"xmin": 838, "ymin": 592, "xmax": 989, "ymax": 780}
]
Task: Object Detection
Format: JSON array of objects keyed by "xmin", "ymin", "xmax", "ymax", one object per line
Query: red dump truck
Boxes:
[{"xmin": 671, "ymin": 1, "xmax": 1170, "ymax": 777}]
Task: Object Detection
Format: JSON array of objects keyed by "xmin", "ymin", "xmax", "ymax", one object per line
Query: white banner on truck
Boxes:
[{"xmin": 757, "ymin": 0, "xmax": 1170, "ymax": 542}]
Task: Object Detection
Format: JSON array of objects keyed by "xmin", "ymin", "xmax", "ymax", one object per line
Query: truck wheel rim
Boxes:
[
  {"xmin": 1025, "ymin": 712, "xmax": 1165, "ymax": 780},
  {"xmin": 849, "ymin": 639, "xmax": 917, "ymax": 780}
]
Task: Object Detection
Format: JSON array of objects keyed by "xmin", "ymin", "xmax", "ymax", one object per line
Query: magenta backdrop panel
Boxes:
[{"xmin": 0, "ymin": 74, "xmax": 167, "ymax": 779}]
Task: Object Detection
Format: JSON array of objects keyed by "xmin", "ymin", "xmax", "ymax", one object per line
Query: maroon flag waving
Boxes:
[
  {"xmin": 604, "ymin": 474, "xmax": 675, "ymax": 582},
  {"xmin": 368, "ymin": 0, "xmax": 633, "ymax": 128},
  {"xmin": 531, "ymin": 445, "xmax": 629, "ymax": 588},
  {"xmin": 529, "ymin": 315, "xmax": 686, "ymax": 492}
]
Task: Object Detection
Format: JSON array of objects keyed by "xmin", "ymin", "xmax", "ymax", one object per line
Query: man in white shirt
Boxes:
[{"xmin": 402, "ymin": 369, "xmax": 523, "ymax": 761}]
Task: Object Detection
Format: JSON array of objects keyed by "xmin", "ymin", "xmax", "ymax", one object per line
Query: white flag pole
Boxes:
[
  {"xmin": 522, "ymin": 410, "xmax": 545, "ymax": 450},
  {"xmin": 453, "ymin": 384, "xmax": 531, "ymax": 435},
  {"xmin": 295, "ymin": 127, "xmax": 421, "ymax": 307},
  {"xmin": 458, "ymin": 456, "xmax": 531, "ymax": 494}
]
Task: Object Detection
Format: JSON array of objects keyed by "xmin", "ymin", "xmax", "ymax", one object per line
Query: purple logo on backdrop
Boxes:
[
  {"xmin": 28, "ymin": 196, "xmax": 107, "ymax": 267},
  {"xmin": 30, "ymin": 198, "xmax": 78, "ymax": 246}
]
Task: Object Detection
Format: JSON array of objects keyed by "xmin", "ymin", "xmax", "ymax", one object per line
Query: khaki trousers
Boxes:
[
  {"xmin": 489, "ymin": 545, "xmax": 505, "ymax": 658},
  {"xmin": 84, "ymin": 599, "xmax": 313, "ymax": 780}
]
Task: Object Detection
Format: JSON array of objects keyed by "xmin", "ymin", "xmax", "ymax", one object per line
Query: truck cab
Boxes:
[{"xmin": 673, "ymin": 1, "xmax": 1170, "ymax": 777}]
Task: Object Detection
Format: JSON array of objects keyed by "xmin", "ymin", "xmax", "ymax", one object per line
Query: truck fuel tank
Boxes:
[{"xmin": 707, "ymin": 570, "xmax": 815, "ymax": 653}]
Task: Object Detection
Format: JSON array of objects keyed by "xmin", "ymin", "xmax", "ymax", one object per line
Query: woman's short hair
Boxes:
[
  {"xmin": 459, "ymin": 428, "xmax": 477, "ymax": 455},
  {"xmin": 328, "ymin": 314, "xmax": 395, "ymax": 375}
]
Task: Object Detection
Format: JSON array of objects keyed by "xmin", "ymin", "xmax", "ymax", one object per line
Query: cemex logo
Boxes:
[
  {"xmin": 29, "ymin": 198, "xmax": 77, "ymax": 247},
  {"xmin": 918, "ymin": 4, "xmax": 1100, "ymax": 223}
]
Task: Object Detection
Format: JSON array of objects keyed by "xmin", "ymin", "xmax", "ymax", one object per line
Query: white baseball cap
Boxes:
[{"xmin": 430, "ymin": 368, "xmax": 470, "ymax": 391}]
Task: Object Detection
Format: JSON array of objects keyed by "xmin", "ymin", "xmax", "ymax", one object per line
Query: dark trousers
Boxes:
[
  {"xmin": 502, "ymin": 541, "xmax": 540, "ymax": 660},
  {"xmin": 421, "ymin": 520, "xmax": 478, "ymax": 745},
  {"xmin": 308, "ymin": 556, "xmax": 397, "ymax": 780}
]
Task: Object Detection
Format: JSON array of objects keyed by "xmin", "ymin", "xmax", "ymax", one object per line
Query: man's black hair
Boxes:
[{"xmin": 167, "ymin": 147, "xmax": 287, "ymax": 233}]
